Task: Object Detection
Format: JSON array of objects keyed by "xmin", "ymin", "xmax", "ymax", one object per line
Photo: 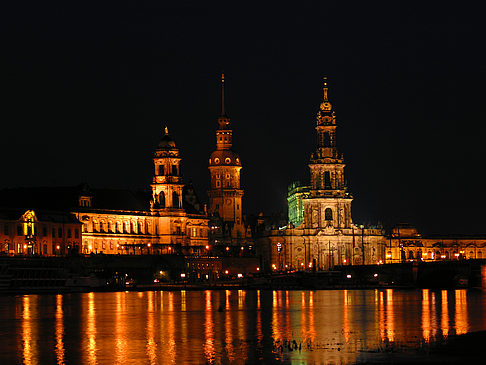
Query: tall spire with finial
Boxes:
[
  {"xmin": 221, "ymin": 72, "xmax": 225, "ymax": 116},
  {"xmin": 164, "ymin": 126, "xmax": 169, "ymax": 135}
]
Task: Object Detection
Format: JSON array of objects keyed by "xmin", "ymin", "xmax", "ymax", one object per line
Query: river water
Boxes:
[{"xmin": 1, "ymin": 289, "xmax": 485, "ymax": 364}]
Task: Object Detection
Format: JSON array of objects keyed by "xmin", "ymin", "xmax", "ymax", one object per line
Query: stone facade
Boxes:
[
  {"xmin": 208, "ymin": 74, "xmax": 251, "ymax": 247},
  {"xmin": 384, "ymin": 224, "xmax": 486, "ymax": 263},
  {"xmin": 0, "ymin": 209, "xmax": 82, "ymax": 256},
  {"xmin": 258, "ymin": 78, "xmax": 387, "ymax": 271}
]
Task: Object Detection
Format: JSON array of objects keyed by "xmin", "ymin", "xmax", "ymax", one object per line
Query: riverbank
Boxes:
[{"xmin": 358, "ymin": 330, "xmax": 486, "ymax": 364}]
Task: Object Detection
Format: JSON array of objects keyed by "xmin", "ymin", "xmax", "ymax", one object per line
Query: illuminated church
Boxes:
[{"xmin": 258, "ymin": 78, "xmax": 386, "ymax": 270}]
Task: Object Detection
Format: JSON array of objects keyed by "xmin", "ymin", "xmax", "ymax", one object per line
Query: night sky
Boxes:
[{"xmin": 2, "ymin": 1, "xmax": 485, "ymax": 235}]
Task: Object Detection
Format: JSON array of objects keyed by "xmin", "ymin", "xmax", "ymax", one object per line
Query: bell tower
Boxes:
[
  {"xmin": 303, "ymin": 77, "xmax": 353, "ymax": 229},
  {"xmin": 208, "ymin": 74, "xmax": 245, "ymax": 241},
  {"xmin": 151, "ymin": 127, "xmax": 184, "ymax": 210}
]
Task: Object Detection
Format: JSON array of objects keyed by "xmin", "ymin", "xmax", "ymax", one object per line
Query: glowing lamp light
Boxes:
[
  {"xmin": 308, "ymin": 263, "xmax": 312, "ymax": 268},
  {"xmin": 237, "ymin": 273, "xmax": 243, "ymax": 278},
  {"xmin": 386, "ymin": 254, "xmax": 392, "ymax": 258},
  {"xmin": 205, "ymin": 245, "xmax": 210, "ymax": 250},
  {"xmin": 379, "ymin": 260, "xmax": 383, "ymax": 264},
  {"xmin": 441, "ymin": 255, "xmax": 446, "ymax": 259},
  {"xmin": 423, "ymin": 252, "xmax": 428, "ymax": 256},
  {"xmin": 256, "ymin": 267, "xmax": 260, "ymax": 271},
  {"xmin": 454, "ymin": 253, "xmax": 460, "ymax": 257},
  {"xmin": 116, "ymin": 244, "xmax": 119, "ymax": 248},
  {"xmin": 346, "ymin": 274, "xmax": 352, "ymax": 279},
  {"xmin": 23, "ymin": 245, "xmax": 27, "ymax": 249},
  {"xmin": 374, "ymin": 273, "xmax": 378, "ymax": 277},
  {"xmin": 180, "ymin": 273, "xmax": 186, "ymax": 278},
  {"xmin": 226, "ymin": 246, "xmax": 230, "ymax": 251},
  {"xmin": 343, "ymin": 259, "xmax": 347, "ymax": 263},
  {"xmin": 89, "ymin": 245, "xmax": 92, "ymax": 250},
  {"xmin": 205, "ymin": 274, "xmax": 209, "ymax": 279},
  {"xmin": 56, "ymin": 245, "xmax": 60, "ymax": 250},
  {"xmin": 147, "ymin": 243, "xmax": 151, "ymax": 247},
  {"xmin": 159, "ymin": 271, "xmax": 163, "ymax": 274},
  {"xmin": 224, "ymin": 270, "xmax": 229, "ymax": 274},
  {"xmin": 240, "ymin": 246, "xmax": 244, "ymax": 250},
  {"xmin": 301, "ymin": 263, "xmax": 304, "ymax": 266}
]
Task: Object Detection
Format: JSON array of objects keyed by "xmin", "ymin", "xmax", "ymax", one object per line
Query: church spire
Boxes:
[
  {"xmin": 221, "ymin": 72, "xmax": 225, "ymax": 116},
  {"xmin": 320, "ymin": 76, "xmax": 332, "ymax": 112}
]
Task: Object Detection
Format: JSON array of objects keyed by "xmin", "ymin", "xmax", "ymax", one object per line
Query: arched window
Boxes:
[
  {"xmin": 323, "ymin": 132, "xmax": 331, "ymax": 147},
  {"xmin": 172, "ymin": 165, "xmax": 178, "ymax": 175},
  {"xmin": 158, "ymin": 191, "xmax": 165, "ymax": 208},
  {"xmin": 325, "ymin": 208, "xmax": 333, "ymax": 221},
  {"xmin": 172, "ymin": 191, "xmax": 179, "ymax": 208},
  {"xmin": 158, "ymin": 165, "xmax": 164, "ymax": 175},
  {"xmin": 436, "ymin": 251, "xmax": 441, "ymax": 260},
  {"xmin": 408, "ymin": 251, "xmax": 414, "ymax": 259},
  {"xmin": 478, "ymin": 251, "xmax": 482, "ymax": 259},
  {"xmin": 324, "ymin": 171, "xmax": 331, "ymax": 189}
]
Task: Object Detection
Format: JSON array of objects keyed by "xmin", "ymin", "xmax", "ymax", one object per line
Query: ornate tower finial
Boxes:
[
  {"xmin": 323, "ymin": 76, "xmax": 328, "ymax": 102},
  {"xmin": 164, "ymin": 126, "xmax": 169, "ymax": 135},
  {"xmin": 320, "ymin": 76, "xmax": 332, "ymax": 112},
  {"xmin": 221, "ymin": 72, "xmax": 225, "ymax": 116}
]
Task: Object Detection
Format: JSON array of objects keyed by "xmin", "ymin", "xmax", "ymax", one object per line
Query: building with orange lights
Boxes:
[
  {"xmin": 384, "ymin": 224, "xmax": 486, "ymax": 263},
  {"xmin": 0, "ymin": 128, "xmax": 209, "ymax": 257},
  {"xmin": 207, "ymin": 74, "xmax": 253, "ymax": 252},
  {"xmin": 258, "ymin": 78, "xmax": 386, "ymax": 271}
]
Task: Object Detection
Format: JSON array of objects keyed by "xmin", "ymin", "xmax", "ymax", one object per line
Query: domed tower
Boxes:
[
  {"xmin": 151, "ymin": 127, "xmax": 184, "ymax": 211},
  {"xmin": 208, "ymin": 74, "xmax": 245, "ymax": 242},
  {"xmin": 303, "ymin": 77, "xmax": 353, "ymax": 229}
]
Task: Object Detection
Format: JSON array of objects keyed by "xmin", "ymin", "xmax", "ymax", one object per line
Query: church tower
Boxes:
[
  {"xmin": 208, "ymin": 74, "xmax": 245, "ymax": 242},
  {"xmin": 303, "ymin": 77, "xmax": 353, "ymax": 229},
  {"xmin": 151, "ymin": 127, "xmax": 184, "ymax": 211}
]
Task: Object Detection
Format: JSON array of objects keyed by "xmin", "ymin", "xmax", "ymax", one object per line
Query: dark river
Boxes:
[{"xmin": 1, "ymin": 289, "xmax": 485, "ymax": 364}]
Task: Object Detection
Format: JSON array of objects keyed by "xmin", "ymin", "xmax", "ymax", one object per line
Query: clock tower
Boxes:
[{"xmin": 208, "ymin": 74, "xmax": 245, "ymax": 243}]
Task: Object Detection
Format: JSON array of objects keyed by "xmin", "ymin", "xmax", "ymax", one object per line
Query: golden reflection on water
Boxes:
[
  {"xmin": 441, "ymin": 290, "xmax": 449, "ymax": 336},
  {"xmin": 386, "ymin": 289, "xmax": 395, "ymax": 342},
  {"xmin": 115, "ymin": 292, "xmax": 127, "ymax": 364},
  {"xmin": 7, "ymin": 288, "xmax": 485, "ymax": 364},
  {"xmin": 422, "ymin": 289, "xmax": 431, "ymax": 341},
  {"xmin": 455, "ymin": 289, "xmax": 468, "ymax": 335},
  {"xmin": 86, "ymin": 292, "xmax": 96, "ymax": 364},
  {"xmin": 204, "ymin": 290, "xmax": 215, "ymax": 363},
  {"xmin": 55, "ymin": 294, "xmax": 65, "ymax": 365},
  {"xmin": 21, "ymin": 296, "xmax": 38, "ymax": 364},
  {"xmin": 146, "ymin": 291, "xmax": 157, "ymax": 364}
]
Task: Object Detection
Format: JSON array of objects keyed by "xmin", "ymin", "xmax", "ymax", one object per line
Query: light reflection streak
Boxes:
[
  {"xmin": 87, "ymin": 292, "xmax": 97, "ymax": 364},
  {"xmin": 308, "ymin": 291, "xmax": 316, "ymax": 341},
  {"xmin": 272, "ymin": 291, "xmax": 281, "ymax": 340},
  {"xmin": 181, "ymin": 290, "xmax": 186, "ymax": 312},
  {"xmin": 146, "ymin": 291, "xmax": 157, "ymax": 364},
  {"xmin": 455, "ymin": 289, "xmax": 468, "ymax": 335},
  {"xmin": 422, "ymin": 289, "xmax": 431, "ymax": 341},
  {"xmin": 441, "ymin": 290, "xmax": 449, "ymax": 336},
  {"xmin": 204, "ymin": 291, "xmax": 215, "ymax": 363},
  {"xmin": 115, "ymin": 292, "xmax": 127, "ymax": 364},
  {"xmin": 225, "ymin": 292, "xmax": 235, "ymax": 361},
  {"xmin": 386, "ymin": 289, "xmax": 394, "ymax": 342},
  {"xmin": 379, "ymin": 291, "xmax": 385, "ymax": 342},
  {"xmin": 343, "ymin": 290, "xmax": 350, "ymax": 343},
  {"xmin": 257, "ymin": 290, "xmax": 261, "ymax": 310},
  {"xmin": 21, "ymin": 295, "xmax": 37, "ymax": 365},
  {"xmin": 167, "ymin": 292, "xmax": 176, "ymax": 362},
  {"xmin": 55, "ymin": 295, "xmax": 65, "ymax": 365}
]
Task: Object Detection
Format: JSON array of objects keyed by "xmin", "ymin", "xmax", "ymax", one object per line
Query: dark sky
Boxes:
[{"xmin": 2, "ymin": 1, "xmax": 485, "ymax": 234}]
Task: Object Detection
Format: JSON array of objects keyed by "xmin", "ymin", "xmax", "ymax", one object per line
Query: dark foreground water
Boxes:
[{"xmin": 1, "ymin": 289, "xmax": 485, "ymax": 364}]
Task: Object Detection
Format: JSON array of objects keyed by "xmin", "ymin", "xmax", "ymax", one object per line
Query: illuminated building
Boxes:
[
  {"xmin": 208, "ymin": 74, "xmax": 251, "ymax": 249},
  {"xmin": 384, "ymin": 224, "xmax": 486, "ymax": 262},
  {"xmin": 0, "ymin": 208, "xmax": 82, "ymax": 255},
  {"xmin": 0, "ymin": 127, "xmax": 209, "ymax": 256},
  {"xmin": 258, "ymin": 78, "xmax": 386, "ymax": 270}
]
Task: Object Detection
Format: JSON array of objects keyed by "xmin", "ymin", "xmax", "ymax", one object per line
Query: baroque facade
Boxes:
[
  {"xmin": 0, "ymin": 128, "xmax": 209, "ymax": 257},
  {"xmin": 258, "ymin": 78, "xmax": 386, "ymax": 271}
]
